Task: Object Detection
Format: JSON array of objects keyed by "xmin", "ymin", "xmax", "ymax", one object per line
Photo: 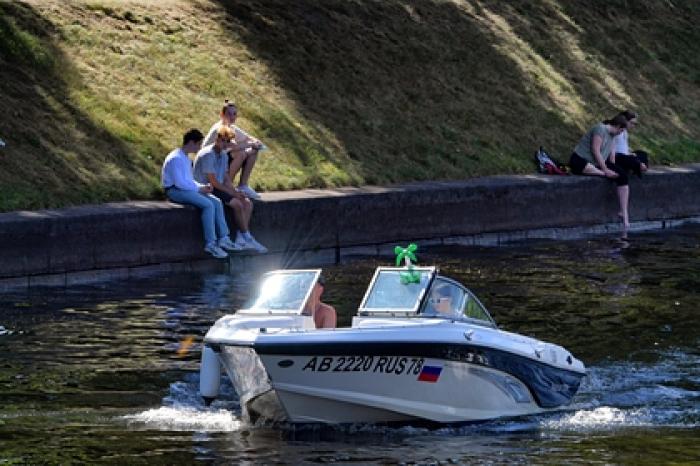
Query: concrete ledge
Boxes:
[
  {"xmin": 1, "ymin": 164, "xmax": 700, "ymax": 289},
  {"xmin": 0, "ymin": 260, "xmax": 229, "ymax": 293}
]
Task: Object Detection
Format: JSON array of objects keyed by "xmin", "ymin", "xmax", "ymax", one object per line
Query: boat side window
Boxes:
[{"xmin": 462, "ymin": 292, "xmax": 490, "ymax": 322}]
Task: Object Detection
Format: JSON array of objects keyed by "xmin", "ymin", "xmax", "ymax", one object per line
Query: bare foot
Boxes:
[{"xmin": 618, "ymin": 213, "xmax": 630, "ymax": 238}]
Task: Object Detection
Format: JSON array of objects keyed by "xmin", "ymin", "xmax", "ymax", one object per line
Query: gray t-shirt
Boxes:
[
  {"xmin": 193, "ymin": 144, "xmax": 229, "ymax": 185},
  {"xmin": 573, "ymin": 123, "xmax": 614, "ymax": 164}
]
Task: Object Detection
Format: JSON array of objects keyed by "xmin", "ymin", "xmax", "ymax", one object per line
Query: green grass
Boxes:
[{"xmin": 1, "ymin": 0, "xmax": 700, "ymax": 212}]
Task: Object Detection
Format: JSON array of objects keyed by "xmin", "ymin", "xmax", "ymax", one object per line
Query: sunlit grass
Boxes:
[{"xmin": 0, "ymin": 0, "xmax": 699, "ymax": 212}]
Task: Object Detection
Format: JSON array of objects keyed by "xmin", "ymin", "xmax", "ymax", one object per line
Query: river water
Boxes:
[{"xmin": 1, "ymin": 225, "xmax": 699, "ymax": 464}]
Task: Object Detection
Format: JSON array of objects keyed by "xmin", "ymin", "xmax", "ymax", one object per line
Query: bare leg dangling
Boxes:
[{"xmin": 617, "ymin": 185, "xmax": 630, "ymax": 239}]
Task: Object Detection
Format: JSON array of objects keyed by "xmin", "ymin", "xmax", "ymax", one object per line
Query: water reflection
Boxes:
[{"xmin": 1, "ymin": 225, "xmax": 699, "ymax": 464}]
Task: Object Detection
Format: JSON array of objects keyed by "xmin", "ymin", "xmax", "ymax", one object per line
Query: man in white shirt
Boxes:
[
  {"xmin": 203, "ymin": 100, "xmax": 264, "ymax": 199},
  {"xmin": 161, "ymin": 129, "xmax": 240, "ymax": 259},
  {"xmin": 193, "ymin": 126, "xmax": 268, "ymax": 253}
]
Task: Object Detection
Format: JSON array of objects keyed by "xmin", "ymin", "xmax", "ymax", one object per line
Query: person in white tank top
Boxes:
[{"xmin": 612, "ymin": 110, "xmax": 649, "ymax": 177}]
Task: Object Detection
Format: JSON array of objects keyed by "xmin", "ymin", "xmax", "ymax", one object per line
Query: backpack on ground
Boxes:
[{"xmin": 535, "ymin": 146, "xmax": 568, "ymax": 175}]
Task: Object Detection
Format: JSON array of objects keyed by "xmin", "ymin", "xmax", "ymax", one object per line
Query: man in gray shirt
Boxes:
[{"xmin": 193, "ymin": 126, "xmax": 267, "ymax": 253}]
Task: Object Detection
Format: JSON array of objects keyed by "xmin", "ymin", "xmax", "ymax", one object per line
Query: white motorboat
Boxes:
[{"xmin": 199, "ymin": 266, "xmax": 586, "ymax": 424}]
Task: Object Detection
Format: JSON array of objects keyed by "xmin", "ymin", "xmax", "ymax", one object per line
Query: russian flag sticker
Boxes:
[{"xmin": 417, "ymin": 365, "xmax": 442, "ymax": 383}]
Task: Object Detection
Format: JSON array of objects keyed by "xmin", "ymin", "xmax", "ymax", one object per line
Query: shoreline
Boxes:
[{"xmin": 2, "ymin": 164, "xmax": 700, "ymax": 290}]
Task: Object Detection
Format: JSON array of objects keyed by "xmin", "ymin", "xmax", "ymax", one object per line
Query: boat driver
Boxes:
[
  {"xmin": 426, "ymin": 283, "xmax": 455, "ymax": 317},
  {"xmin": 302, "ymin": 275, "xmax": 337, "ymax": 329}
]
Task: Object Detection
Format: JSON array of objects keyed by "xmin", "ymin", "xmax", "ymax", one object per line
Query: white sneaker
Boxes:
[
  {"xmin": 218, "ymin": 236, "xmax": 242, "ymax": 252},
  {"xmin": 234, "ymin": 236, "xmax": 247, "ymax": 249},
  {"xmin": 242, "ymin": 236, "xmax": 268, "ymax": 254},
  {"xmin": 204, "ymin": 242, "xmax": 228, "ymax": 259},
  {"xmin": 238, "ymin": 184, "xmax": 261, "ymax": 200}
]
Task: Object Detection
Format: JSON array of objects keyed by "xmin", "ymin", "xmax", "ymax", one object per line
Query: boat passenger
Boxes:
[{"xmin": 302, "ymin": 275, "xmax": 337, "ymax": 329}]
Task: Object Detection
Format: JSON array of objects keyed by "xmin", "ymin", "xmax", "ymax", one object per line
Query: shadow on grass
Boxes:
[
  {"xmin": 0, "ymin": 2, "xmax": 166, "ymax": 211},
  {"xmin": 211, "ymin": 0, "xmax": 700, "ymax": 184}
]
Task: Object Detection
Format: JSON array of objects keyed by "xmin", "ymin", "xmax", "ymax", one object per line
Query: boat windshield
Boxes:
[
  {"xmin": 421, "ymin": 277, "xmax": 497, "ymax": 326},
  {"xmin": 359, "ymin": 267, "xmax": 434, "ymax": 314},
  {"xmin": 245, "ymin": 270, "xmax": 319, "ymax": 314}
]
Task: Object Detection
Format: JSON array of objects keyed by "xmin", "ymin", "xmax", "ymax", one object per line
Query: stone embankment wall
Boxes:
[{"xmin": 1, "ymin": 164, "xmax": 699, "ymax": 290}]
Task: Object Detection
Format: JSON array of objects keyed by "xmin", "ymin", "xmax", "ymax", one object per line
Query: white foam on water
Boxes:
[
  {"xmin": 580, "ymin": 348, "xmax": 698, "ymax": 403},
  {"xmin": 121, "ymin": 374, "xmax": 243, "ymax": 432},
  {"xmin": 543, "ymin": 406, "xmax": 654, "ymax": 431},
  {"xmin": 123, "ymin": 406, "xmax": 242, "ymax": 432},
  {"xmin": 555, "ymin": 347, "xmax": 700, "ymax": 430}
]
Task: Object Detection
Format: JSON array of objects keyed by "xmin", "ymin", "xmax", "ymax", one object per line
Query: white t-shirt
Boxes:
[
  {"xmin": 613, "ymin": 130, "xmax": 630, "ymax": 154},
  {"xmin": 161, "ymin": 148, "xmax": 203, "ymax": 191}
]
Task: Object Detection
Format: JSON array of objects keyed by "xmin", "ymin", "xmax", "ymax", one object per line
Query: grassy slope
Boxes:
[{"xmin": 1, "ymin": 0, "xmax": 699, "ymax": 212}]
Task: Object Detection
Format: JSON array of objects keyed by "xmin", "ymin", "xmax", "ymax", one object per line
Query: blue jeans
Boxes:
[{"xmin": 166, "ymin": 188, "xmax": 229, "ymax": 245}]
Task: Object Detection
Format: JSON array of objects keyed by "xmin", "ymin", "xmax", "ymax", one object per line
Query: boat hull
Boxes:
[
  {"xmin": 263, "ymin": 354, "xmax": 547, "ymax": 423},
  {"xmin": 213, "ymin": 341, "xmax": 584, "ymax": 424}
]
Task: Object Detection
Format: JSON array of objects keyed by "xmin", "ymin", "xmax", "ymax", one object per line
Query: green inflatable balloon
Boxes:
[
  {"xmin": 394, "ymin": 243, "xmax": 418, "ymax": 267},
  {"xmin": 395, "ymin": 243, "xmax": 420, "ymax": 284},
  {"xmin": 399, "ymin": 268, "xmax": 421, "ymax": 284}
]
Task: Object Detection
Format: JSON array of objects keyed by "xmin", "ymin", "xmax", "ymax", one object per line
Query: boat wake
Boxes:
[
  {"xmin": 123, "ymin": 348, "xmax": 697, "ymax": 435},
  {"xmin": 542, "ymin": 406, "xmax": 656, "ymax": 430},
  {"xmin": 124, "ymin": 406, "xmax": 242, "ymax": 432},
  {"xmin": 499, "ymin": 347, "xmax": 699, "ymax": 433},
  {"xmin": 122, "ymin": 373, "xmax": 243, "ymax": 432}
]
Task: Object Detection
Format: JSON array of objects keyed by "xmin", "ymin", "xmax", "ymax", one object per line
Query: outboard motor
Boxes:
[{"xmin": 199, "ymin": 345, "xmax": 221, "ymax": 406}]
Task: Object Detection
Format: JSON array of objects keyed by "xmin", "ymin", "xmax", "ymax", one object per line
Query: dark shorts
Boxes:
[
  {"xmin": 569, "ymin": 152, "xmax": 589, "ymax": 175},
  {"xmin": 615, "ymin": 151, "xmax": 649, "ymax": 177},
  {"xmin": 633, "ymin": 150, "xmax": 649, "ymax": 167},
  {"xmin": 570, "ymin": 152, "xmax": 629, "ymax": 186},
  {"xmin": 212, "ymin": 188, "xmax": 234, "ymax": 204},
  {"xmin": 605, "ymin": 160, "xmax": 629, "ymax": 187}
]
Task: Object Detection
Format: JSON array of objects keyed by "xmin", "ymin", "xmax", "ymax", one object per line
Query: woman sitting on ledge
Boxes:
[{"xmin": 569, "ymin": 114, "xmax": 632, "ymax": 238}]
